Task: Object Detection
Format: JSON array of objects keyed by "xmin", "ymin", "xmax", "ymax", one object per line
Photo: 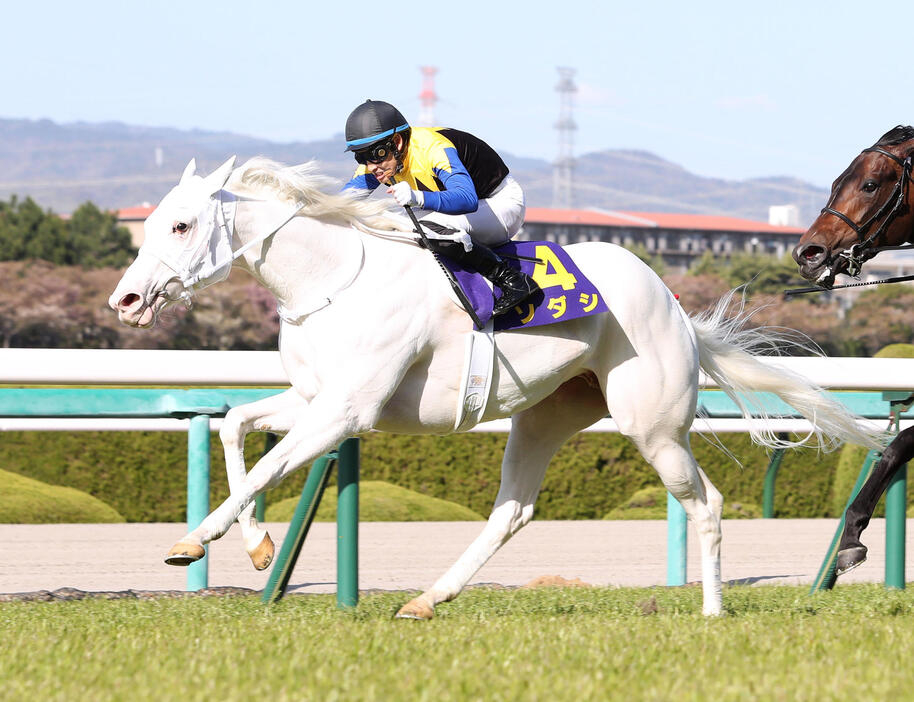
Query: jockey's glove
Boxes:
[{"xmin": 388, "ymin": 181, "xmax": 424, "ymax": 209}]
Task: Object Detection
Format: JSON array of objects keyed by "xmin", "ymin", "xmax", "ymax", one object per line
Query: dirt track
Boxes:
[{"xmin": 1, "ymin": 519, "xmax": 912, "ymax": 597}]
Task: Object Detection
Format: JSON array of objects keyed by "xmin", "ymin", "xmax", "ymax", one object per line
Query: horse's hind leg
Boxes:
[
  {"xmin": 837, "ymin": 427, "xmax": 914, "ymax": 575},
  {"xmin": 603, "ymin": 363, "xmax": 724, "ymax": 615},
  {"xmin": 662, "ymin": 441, "xmax": 722, "ymax": 607},
  {"xmin": 628, "ymin": 433, "xmax": 723, "ymax": 614},
  {"xmin": 397, "ymin": 374, "xmax": 608, "ymax": 620},
  {"xmin": 166, "ymin": 389, "xmax": 307, "ymax": 569}
]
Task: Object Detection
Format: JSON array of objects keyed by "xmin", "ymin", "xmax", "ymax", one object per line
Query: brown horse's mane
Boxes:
[{"xmin": 875, "ymin": 125, "xmax": 914, "ymax": 147}]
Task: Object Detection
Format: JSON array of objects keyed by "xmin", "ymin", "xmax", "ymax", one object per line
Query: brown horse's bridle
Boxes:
[{"xmin": 820, "ymin": 146, "xmax": 914, "ymax": 277}]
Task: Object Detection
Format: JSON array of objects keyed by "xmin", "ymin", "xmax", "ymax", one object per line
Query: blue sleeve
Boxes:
[
  {"xmin": 420, "ymin": 147, "xmax": 479, "ymax": 214},
  {"xmin": 341, "ymin": 172, "xmax": 381, "ymax": 193}
]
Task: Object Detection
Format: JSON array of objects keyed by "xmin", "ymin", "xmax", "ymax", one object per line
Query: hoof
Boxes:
[
  {"xmin": 165, "ymin": 542, "xmax": 205, "ymax": 566},
  {"xmin": 836, "ymin": 545, "xmax": 868, "ymax": 576},
  {"xmin": 248, "ymin": 532, "xmax": 275, "ymax": 571},
  {"xmin": 395, "ymin": 598, "xmax": 435, "ymax": 620}
]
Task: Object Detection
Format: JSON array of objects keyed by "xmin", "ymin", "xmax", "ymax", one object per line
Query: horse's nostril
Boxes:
[
  {"xmin": 118, "ymin": 293, "xmax": 141, "ymax": 309},
  {"xmin": 794, "ymin": 244, "xmax": 825, "ymax": 264},
  {"xmin": 803, "ymin": 247, "xmax": 823, "ymax": 261}
]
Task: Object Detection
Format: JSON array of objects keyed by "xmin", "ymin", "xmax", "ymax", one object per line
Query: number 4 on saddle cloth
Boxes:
[{"xmin": 440, "ymin": 240, "xmax": 609, "ymax": 331}]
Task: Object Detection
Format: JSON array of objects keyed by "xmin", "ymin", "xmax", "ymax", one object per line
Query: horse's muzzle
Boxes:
[
  {"xmin": 792, "ymin": 242, "xmax": 826, "ymax": 270},
  {"xmin": 792, "ymin": 242, "xmax": 837, "ymax": 285},
  {"xmin": 109, "ymin": 291, "xmax": 157, "ymax": 328}
]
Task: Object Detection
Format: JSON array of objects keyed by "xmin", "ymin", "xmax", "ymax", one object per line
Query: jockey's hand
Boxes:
[{"xmin": 388, "ymin": 182, "xmax": 424, "ymax": 208}]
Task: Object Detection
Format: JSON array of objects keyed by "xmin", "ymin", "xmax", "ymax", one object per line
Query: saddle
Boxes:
[{"xmin": 439, "ymin": 240, "xmax": 608, "ymax": 331}]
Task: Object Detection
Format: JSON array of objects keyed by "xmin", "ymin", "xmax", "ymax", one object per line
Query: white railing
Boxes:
[
  {"xmin": 2, "ymin": 348, "xmax": 914, "ymax": 389},
  {"xmin": 2, "ymin": 349, "xmax": 913, "ymax": 433},
  {"xmin": 0, "ymin": 349, "xmax": 287, "ymax": 386},
  {"xmin": 3, "ymin": 349, "xmax": 910, "ymax": 592}
]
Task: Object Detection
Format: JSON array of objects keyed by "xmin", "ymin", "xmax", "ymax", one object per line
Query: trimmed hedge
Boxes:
[
  {"xmin": 265, "ymin": 480, "xmax": 484, "ymax": 522},
  {"xmin": 602, "ymin": 486, "xmax": 762, "ymax": 520},
  {"xmin": 361, "ymin": 431, "xmax": 847, "ymax": 519},
  {"xmin": 0, "ymin": 430, "xmax": 299, "ymax": 523},
  {"xmin": 0, "ymin": 429, "xmax": 878, "ymax": 522},
  {"xmin": 875, "ymin": 344, "xmax": 914, "ymax": 359},
  {"xmin": 0, "ymin": 467, "xmax": 124, "ymax": 523}
]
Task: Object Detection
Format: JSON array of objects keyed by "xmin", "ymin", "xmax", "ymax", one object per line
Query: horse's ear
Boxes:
[
  {"xmin": 205, "ymin": 156, "xmax": 237, "ymax": 195},
  {"xmin": 180, "ymin": 158, "xmax": 197, "ymax": 184}
]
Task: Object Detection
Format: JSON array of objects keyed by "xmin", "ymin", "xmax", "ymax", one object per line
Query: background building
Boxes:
[
  {"xmin": 519, "ymin": 207, "xmax": 805, "ymax": 273},
  {"xmin": 119, "ymin": 204, "xmax": 805, "ymax": 275}
]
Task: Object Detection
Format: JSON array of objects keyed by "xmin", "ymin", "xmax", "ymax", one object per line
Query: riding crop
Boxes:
[
  {"xmin": 784, "ymin": 273, "xmax": 914, "ymax": 298},
  {"xmin": 388, "ymin": 183, "xmax": 484, "ymax": 329}
]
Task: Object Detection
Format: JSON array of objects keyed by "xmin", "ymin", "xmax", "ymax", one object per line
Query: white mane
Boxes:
[{"xmin": 229, "ymin": 157, "xmax": 410, "ymax": 233}]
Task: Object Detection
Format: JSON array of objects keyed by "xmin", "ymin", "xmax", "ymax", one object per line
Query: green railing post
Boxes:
[
  {"xmin": 762, "ymin": 435, "xmax": 788, "ymax": 518},
  {"xmin": 261, "ymin": 451, "xmax": 337, "ymax": 604},
  {"xmin": 186, "ymin": 415, "xmax": 211, "ymax": 591},
  {"xmin": 337, "ymin": 438, "xmax": 360, "ymax": 608},
  {"xmin": 666, "ymin": 491, "xmax": 687, "ymax": 586},
  {"xmin": 885, "ymin": 463, "xmax": 907, "ymax": 589},
  {"xmin": 884, "ymin": 399, "xmax": 908, "ymax": 590}
]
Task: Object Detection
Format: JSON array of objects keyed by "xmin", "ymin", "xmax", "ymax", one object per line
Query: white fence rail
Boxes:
[
  {"xmin": 1, "ymin": 349, "xmax": 913, "ymax": 434},
  {"xmin": 2, "ymin": 349, "xmax": 909, "ymax": 592},
  {"xmin": 2, "ymin": 348, "xmax": 914, "ymax": 389}
]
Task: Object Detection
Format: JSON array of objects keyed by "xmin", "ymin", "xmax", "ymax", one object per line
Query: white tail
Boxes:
[{"xmin": 690, "ymin": 296, "xmax": 887, "ymax": 452}]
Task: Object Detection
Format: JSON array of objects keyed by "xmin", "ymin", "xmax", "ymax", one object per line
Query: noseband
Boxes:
[{"xmin": 820, "ymin": 146, "xmax": 913, "ymax": 276}]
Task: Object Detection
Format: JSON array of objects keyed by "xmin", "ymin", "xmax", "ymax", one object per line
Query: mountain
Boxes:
[{"xmin": 0, "ymin": 118, "xmax": 828, "ymax": 224}]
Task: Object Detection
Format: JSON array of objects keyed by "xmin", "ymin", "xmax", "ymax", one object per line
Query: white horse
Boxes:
[{"xmin": 109, "ymin": 156, "xmax": 882, "ymax": 617}]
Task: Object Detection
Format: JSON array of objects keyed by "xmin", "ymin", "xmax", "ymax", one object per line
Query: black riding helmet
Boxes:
[{"xmin": 344, "ymin": 100, "xmax": 410, "ymax": 152}]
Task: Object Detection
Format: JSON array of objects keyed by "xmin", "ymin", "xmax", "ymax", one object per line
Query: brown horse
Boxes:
[
  {"xmin": 793, "ymin": 125, "xmax": 914, "ymax": 576},
  {"xmin": 794, "ymin": 125, "xmax": 914, "ymax": 288}
]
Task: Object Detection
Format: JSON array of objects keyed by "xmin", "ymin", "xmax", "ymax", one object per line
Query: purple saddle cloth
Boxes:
[{"xmin": 440, "ymin": 240, "xmax": 609, "ymax": 331}]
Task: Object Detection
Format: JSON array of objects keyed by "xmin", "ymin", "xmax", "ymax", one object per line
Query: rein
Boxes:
[{"xmin": 820, "ymin": 146, "xmax": 914, "ymax": 277}]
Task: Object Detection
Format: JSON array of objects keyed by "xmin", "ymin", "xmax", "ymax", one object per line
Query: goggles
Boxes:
[{"xmin": 353, "ymin": 139, "xmax": 395, "ymax": 165}]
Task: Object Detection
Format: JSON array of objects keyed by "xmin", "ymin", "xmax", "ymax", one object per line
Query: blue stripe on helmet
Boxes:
[{"xmin": 346, "ymin": 123, "xmax": 409, "ymax": 149}]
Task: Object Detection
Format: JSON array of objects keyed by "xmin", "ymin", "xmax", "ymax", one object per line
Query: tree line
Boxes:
[
  {"xmin": 3, "ymin": 256, "xmax": 908, "ymax": 356},
  {"xmin": 0, "ymin": 195, "xmax": 135, "ymax": 268},
  {"xmin": 0, "ymin": 194, "xmax": 910, "ymax": 356}
]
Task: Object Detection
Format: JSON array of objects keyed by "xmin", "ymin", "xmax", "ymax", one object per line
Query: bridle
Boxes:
[
  {"xmin": 820, "ymin": 146, "xmax": 914, "ymax": 277},
  {"xmin": 145, "ymin": 190, "xmax": 303, "ymax": 307},
  {"xmin": 145, "ymin": 189, "xmax": 366, "ymax": 324}
]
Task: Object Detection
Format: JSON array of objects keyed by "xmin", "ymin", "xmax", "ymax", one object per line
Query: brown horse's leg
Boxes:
[{"xmin": 837, "ymin": 427, "xmax": 914, "ymax": 575}]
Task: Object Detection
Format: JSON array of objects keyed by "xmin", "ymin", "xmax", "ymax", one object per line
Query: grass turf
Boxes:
[{"xmin": 1, "ymin": 584, "xmax": 912, "ymax": 701}]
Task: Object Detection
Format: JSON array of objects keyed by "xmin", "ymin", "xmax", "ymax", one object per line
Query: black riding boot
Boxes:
[
  {"xmin": 421, "ymin": 223, "xmax": 540, "ymax": 316},
  {"xmin": 469, "ymin": 244, "xmax": 541, "ymax": 316}
]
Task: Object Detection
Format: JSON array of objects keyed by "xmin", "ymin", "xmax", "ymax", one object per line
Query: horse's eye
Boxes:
[
  {"xmin": 173, "ymin": 222, "xmax": 189, "ymax": 233},
  {"xmin": 862, "ymin": 180, "xmax": 878, "ymax": 193}
]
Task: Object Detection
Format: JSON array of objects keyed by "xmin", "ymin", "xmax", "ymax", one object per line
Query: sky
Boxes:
[{"xmin": 6, "ymin": 0, "xmax": 913, "ymax": 188}]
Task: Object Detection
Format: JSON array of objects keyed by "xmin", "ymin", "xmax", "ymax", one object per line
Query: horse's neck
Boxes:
[{"xmin": 232, "ymin": 200, "xmax": 364, "ymax": 315}]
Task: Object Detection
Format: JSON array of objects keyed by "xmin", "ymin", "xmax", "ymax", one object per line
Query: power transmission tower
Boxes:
[
  {"xmin": 553, "ymin": 67, "xmax": 577, "ymax": 209},
  {"xmin": 418, "ymin": 66, "xmax": 438, "ymax": 127}
]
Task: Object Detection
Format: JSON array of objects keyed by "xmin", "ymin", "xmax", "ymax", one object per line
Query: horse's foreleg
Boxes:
[
  {"xmin": 397, "ymin": 375, "xmax": 607, "ymax": 619},
  {"xmin": 837, "ymin": 427, "xmax": 914, "ymax": 576},
  {"xmin": 218, "ymin": 389, "xmax": 308, "ymax": 570},
  {"xmin": 166, "ymin": 399, "xmax": 359, "ymax": 566}
]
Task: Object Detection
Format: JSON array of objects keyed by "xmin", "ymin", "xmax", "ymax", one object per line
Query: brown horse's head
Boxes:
[{"xmin": 793, "ymin": 125, "xmax": 914, "ymax": 288}]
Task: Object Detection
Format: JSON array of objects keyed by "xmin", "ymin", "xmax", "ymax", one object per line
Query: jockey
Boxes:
[{"xmin": 342, "ymin": 99, "xmax": 539, "ymax": 317}]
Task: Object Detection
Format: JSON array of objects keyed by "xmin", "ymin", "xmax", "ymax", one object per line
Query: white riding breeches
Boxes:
[{"xmin": 412, "ymin": 176, "xmax": 526, "ymax": 247}]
